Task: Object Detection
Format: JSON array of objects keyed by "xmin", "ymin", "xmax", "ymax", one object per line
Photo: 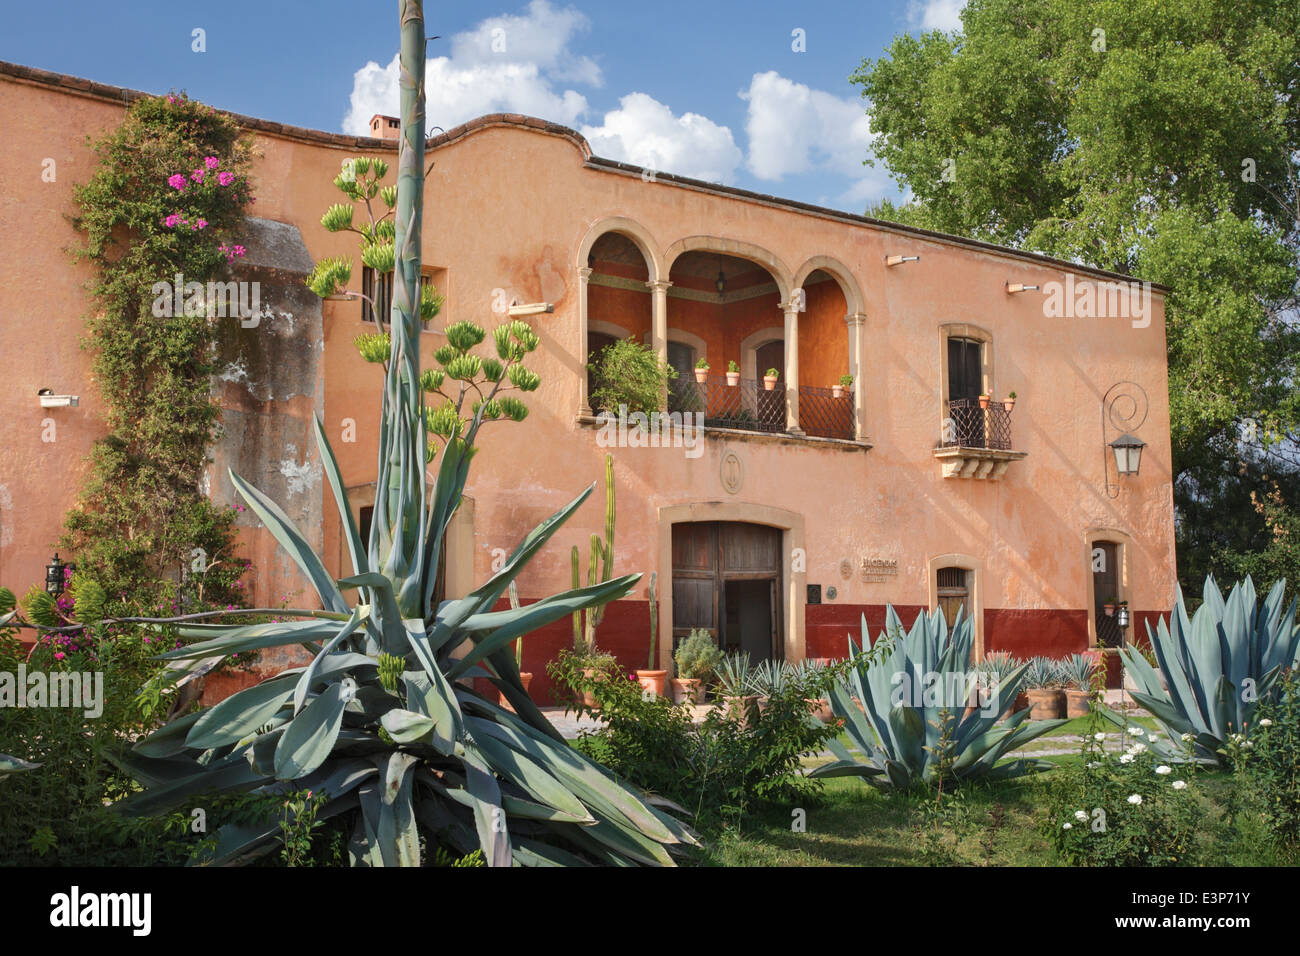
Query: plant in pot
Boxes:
[
  {"xmin": 715, "ymin": 651, "xmax": 760, "ymax": 725},
  {"xmin": 693, "ymin": 357, "xmax": 710, "ymax": 383},
  {"xmin": 1023, "ymin": 656, "xmax": 1066, "ymax": 719},
  {"xmin": 1061, "ymin": 653, "xmax": 1097, "ymax": 718},
  {"xmin": 978, "ymin": 392, "xmax": 991, "ymax": 409},
  {"xmin": 762, "ymin": 367, "xmax": 780, "ymax": 391},
  {"xmin": 1004, "ymin": 391, "xmax": 1016, "ymax": 411},
  {"xmin": 672, "ymin": 627, "xmax": 721, "ymax": 704},
  {"xmin": 725, "ymin": 360, "xmax": 740, "ymax": 386},
  {"xmin": 635, "ymin": 572, "xmax": 667, "ymax": 697},
  {"xmin": 832, "ymin": 374, "xmax": 853, "ymax": 399},
  {"xmin": 1103, "ymin": 595, "xmax": 1117, "ymax": 616}
]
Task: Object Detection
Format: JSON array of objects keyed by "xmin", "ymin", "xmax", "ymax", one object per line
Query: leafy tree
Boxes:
[{"xmin": 854, "ymin": 0, "xmax": 1300, "ymax": 590}]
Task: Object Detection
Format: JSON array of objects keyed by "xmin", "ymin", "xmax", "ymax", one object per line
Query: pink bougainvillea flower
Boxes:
[
  {"xmin": 163, "ymin": 213, "xmax": 183, "ymax": 228},
  {"xmin": 194, "ymin": 219, "xmax": 208, "ymax": 230},
  {"xmin": 54, "ymin": 652, "xmax": 65, "ymax": 661},
  {"xmin": 204, "ymin": 155, "xmax": 220, "ymax": 169},
  {"xmin": 167, "ymin": 173, "xmax": 187, "ymax": 190},
  {"xmin": 233, "ymin": 244, "xmax": 246, "ymax": 256},
  {"xmin": 190, "ymin": 168, "xmax": 206, "ymax": 183},
  {"xmin": 218, "ymin": 171, "xmax": 234, "ymax": 186}
]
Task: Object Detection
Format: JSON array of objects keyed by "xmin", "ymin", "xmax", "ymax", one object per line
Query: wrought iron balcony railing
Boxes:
[
  {"xmin": 666, "ymin": 374, "xmax": 856, "ymax": 441},
  {"xmin": 942, "ymin": 397, "xmax": 1014, "ymax": 450}
]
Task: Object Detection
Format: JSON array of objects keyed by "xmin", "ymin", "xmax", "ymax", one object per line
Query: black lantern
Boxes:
[
  {"xmin": 715, "ymin": 269, "xmax": 726, "ymax": 296},
  {"xmin": 45, "ymin": 553, "xmax": 67, "ymax": 597},
  {"xmin": 1109, "ymin": 432, "xmax": 1146, "ymax": 476},
  {"xmin": 1116, "ymin": 605, "xmax": 1131, "ymax": 629}
]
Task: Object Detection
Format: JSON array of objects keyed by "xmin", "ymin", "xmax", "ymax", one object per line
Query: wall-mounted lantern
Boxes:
[
  {"xmin": 884, "ymin": 255, "xmax": 919, "ymax": 267},
  {"xmin": 45, "ymin": 553, "xmax": 67, "ymax": 597},
  {"xmin": 38, "ymin": 387, "xmax": 78, "ymax": 408},
  {"xmin": 1109, "ymin": 433, "xmax": 1146, "ymax": 477},
  {"xmin": 1005, "ymin": 282, "xmax": 1039, "ymax": 294},
  {"xmin": 1102, "ymin": 381, "xmax": 1149, "ymax": 498},
  {"xmin": 507, "ymin": 301, "xmax": 554, "ymax": 317}
]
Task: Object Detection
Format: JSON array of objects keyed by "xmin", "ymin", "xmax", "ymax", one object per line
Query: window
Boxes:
[
  {"xmin": 947, "ymin": 337, "xmax": 983, "ymax": 403},
  {"xmin": 361, "ymin": 267, "xmax": 442, "ymax": 330},
  {"xmin": 936, "ymin": 566, "xmax": 970, "ymax": 625},
  {"xmin": 1092, "ymin": 540, "xmax": 1124, "ymax": 648}
]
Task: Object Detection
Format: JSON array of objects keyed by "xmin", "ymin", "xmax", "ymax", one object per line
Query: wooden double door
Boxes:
[{"xmin": 671, "ymin": 521, "xmax": 782, "ymax": 662}]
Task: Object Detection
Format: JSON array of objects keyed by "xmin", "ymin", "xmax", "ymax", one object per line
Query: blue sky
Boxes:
[{"xmin": 0, "ymin": 0, "xmax": 963, "ymax": 211}]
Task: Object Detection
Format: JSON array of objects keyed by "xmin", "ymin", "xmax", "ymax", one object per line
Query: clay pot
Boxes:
[
  {"xmin": 999, "ymin": 691, "xmax": 1030, "ymax": 722},
  {"xmin": 725, "ymin": 371, "xmax": 740, "ymax": 386},
  {"xmin": 1065, "ymin": 687, "xmax": 1092, "ymax": 719},
  {"xmin": 832, "ymin": 385, "xmax": 845, "ymax": 399},
  {"xmin": 580, "ymin": 667, "xmax": 603, "ymax": 709},
  {"xmin": 635, "ymin": 669, "xmax": 668, "ymax": 698},
  {"xmin": 725, "ymin": 694, "xmax": 760, "ymax": 727},
  {"xmin": 978, "ymin": 395, "xmax": 991, "ymax": 409},
  {"xmin": 1025, "ymin": 688, "xmax": 1066, "ymax": 720},
  {"xmin": 808, "ymin": 698, "xmax": 834, "ymax": 722},
  {"xmin": 1004, "ymin": 398, "xmax": 1015, "ymax": 412},
  {"xmin": 499, "ymin": 673, "xmax": 533, "ymax": 713},
  {"xmin": 670, "ymin": 677, "xmax": 701, "ymax": 704},
  {"xmin": 763, "ymin": 376, "xmax": 778, "ymax": 391},
  {"xmin": 694, "ymin": 368, "xmax": 709, "ymax": 383}
]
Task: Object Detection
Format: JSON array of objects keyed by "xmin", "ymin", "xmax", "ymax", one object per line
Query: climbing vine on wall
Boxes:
[{"xmin": 63, "ymin": 92, "xmax": 255, "ymax": 611}]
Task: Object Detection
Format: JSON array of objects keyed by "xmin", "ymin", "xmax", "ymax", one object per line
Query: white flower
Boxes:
[
  {"xmin": 1172, "ymin": 780, "xmax": 1187, "ymax": 790},
  {"xmin": 1120, "ymin": 754, "xmax": 1135, "ymax": 764},
  {"xmin": 1062, "ymin": 822, "xmax": 1073, "ymax": 830},
  {"xmin": 1093, "ymin": 732, "xmax": 1106, "ymax": 742},
  {"xmin": 1127, "ymin": 794, "xmax": 1143, "ymax": 805},
  {"xmin": 1127, "ymin": 727, "xmax": 1144, "ymax": 737},
  {"xmin": 1259, "ymin": 718, "xmax": 1273, "ymax": 728},
  {"xmin": 1181, "ymin": 732, "xmax": 1195, "ymax": 742},
  {"xmin": 1075, "ymin": 810, "xmax": 1089, "ymax": 821},
  {"xmin": 1087, "ymin": 761, "xmax": 1103, "ymax": 769},
  {"xmin": 1129, "ymin": 742, "xmax": 1147, "ymax": 754},
  {"xmin": 1147, "ymin": 733, "xmax": 1159, "ymax": 743},
  {"xmin": 1155, "ymin": 765, "xmax": 1172, "ymax": 775}
]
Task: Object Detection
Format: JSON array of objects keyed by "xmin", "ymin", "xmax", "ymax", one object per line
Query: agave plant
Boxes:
[
  {"xmin": 1060, "ymin": 653, "xmax": 1097, "ymax": 690},
  {"xmin": 0, "ymin": 754, "xmax": 39, "ymax": 783},
  {"xmin": 114, "ymin": 1, "xmax": 695, "ymax": 867},
  {"xmin": 1118, "ymin": 575, "xmax": 1300, "ymax": 764},
  {"xmin": 715, "ymin": 652, "xmax": 760, "ymax": 698},
  {"xmin": 978, "ymin": 650, "xmax": 1022, "ymax": 687},
  {"xmin": 810, "ymin": 607, "xmax": 1066, "ymax": 790},
  {"xmin": 1023, "ymin": 656, "xmax": 1062, "ymax": 690}
]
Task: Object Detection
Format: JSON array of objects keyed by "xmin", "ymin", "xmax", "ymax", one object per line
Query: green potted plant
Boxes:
[
  {"xmin": 1023, "ymin": 656, "xmax": 1066, "ymax": 719},
  {"xmin": 715, "ymin": 651, "xmax": 760, "ymax": 725},
  {"xmin": 635, "ymin": 572, "xmax": 667, "ymax": 697},
  {"xmin": 1004, "ymin": 390, "xmax": 1016, "ymax": 411},
  {"xmin": 833, "ymin": 374, "xmax": 853, "ymax": 399},
  {"xmin": 725, "ymin": 360, "xmax": 740, "ymax": 386},
  {"xmin": 693, "ymin": 357, "xmax": 710, "ymax": 383},
  {"xmin": 763, "ymin": 367, "xmax": 780, "ymax": 391},
  {"xmin": 672, "ymin": 628, "xmax": 721, "ymax": 703},
  {"xmin": 1061, "ymin": 653, "xmax": 1096, "ymax": 718},
  {"xmin": 978, "ymin": 392, "xmax": 991, "ymax": 409},
  {"xmin": 1103, "ymin": 595, "xmax": 1117, "ymax": 616}
]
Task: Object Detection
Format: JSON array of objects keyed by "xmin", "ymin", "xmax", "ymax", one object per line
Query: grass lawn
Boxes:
[{"xmin": 694, "ymin": 750, "xmax": 1294, "ymax": 867}]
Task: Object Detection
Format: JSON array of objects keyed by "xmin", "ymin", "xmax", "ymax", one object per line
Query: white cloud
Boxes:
[
  {"xmin": 911, "ymin": 0, "xmax": 965, "ymax": 32},
  {"xmin": 581, "ymin": 93, "xmax": 743, "ymax": 184},
  {"xmin": 342, "ymin": 0, "xmax": 598, "ymax": 135},
  {"xmin": 741, "ymin": 71, "xmax": 888, "ymax": 206}
]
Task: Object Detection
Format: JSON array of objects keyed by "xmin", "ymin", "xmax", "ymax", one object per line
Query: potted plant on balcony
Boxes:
[
  {"xmin": 725, "ymin": 360, "xmax": 740, "ymax": 386},
  {"xmin": 833, "ymin": 374, "xmax": 853, "ymax": 399},
  {"xmin": 1023, "ymin": 656, "xmax": 1066, "ymax": 719},
  {"xmin": 1061, "ymin": 653, "xmax": 1096, "ymax": 718},
  {"xmin": 763, "ymin": 367, "xmax": 780, "ymax": 390},
  {"xmin": 1103, "ymin": 596, "xmax": 1117, "ymax": 616},
  {"xmin": 1004, "ymin": 391, "xmax": 1016, "ymax": 411},
  {"xmin": 978, "ymin": 392, "xmax": 991, "ymax": 409},
  {"xmin": 694, "ymin": 357, "xmax": 710, "ymax": 383},
  {"xmin": 635, "ymin": 572, "xmax": 668, "ymax": 697},
  {"xmin": 671, "ymin": 627, "xmax": 721, "ymax": 703}
]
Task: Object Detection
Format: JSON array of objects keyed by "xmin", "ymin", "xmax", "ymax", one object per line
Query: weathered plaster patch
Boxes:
[{"xmin": 278, "ymin": 443, "xmax": 320, "ymax": 496}]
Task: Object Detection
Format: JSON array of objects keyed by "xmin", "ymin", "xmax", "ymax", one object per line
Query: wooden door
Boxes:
[
  {"xmin": 1093, "ymin": 541, "xmax": 1122, "ymax": 648},
  {"xmin": 672, "ymin": 522, "xmax": 782, "ymax": 661}
]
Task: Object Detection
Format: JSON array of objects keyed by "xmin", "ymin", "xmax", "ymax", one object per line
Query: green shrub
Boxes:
[
  {"xmin": 587, "ymin": 337, "xmax": 677, "ymax": 414},
  {"xmin": 674, "ymin": 629, "xmax": 722, "ymax": 681},
  {"xmin": 1249, "ymin": 670, "xmax": 1300, "ymax": 850}
]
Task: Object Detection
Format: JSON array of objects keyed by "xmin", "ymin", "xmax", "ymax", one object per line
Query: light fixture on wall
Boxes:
[
  {"xmin": 884, "ymin": 255, "xmax": 919, "ymax": 266},
  {"xmin": 715, "ymin": 254, "xmax": 726, "ymax": 298},
  {"xmin": 1102, "ymin": 381, "xmax": 1149, "ymax": 498},
  {"xmin": 507, "ymin": 301, "xmax": 554, "ymax": 317},
  {"xmin": 37, "ymin": 387, "xmax": 78, "ymax": 408},
  {"xmin": 45, "ymin": 553, "xmax": 68, "ymax": 597},
  {"xmin": 1005, "ymin": 282, "xmax": 1039, "ymax": 293}
]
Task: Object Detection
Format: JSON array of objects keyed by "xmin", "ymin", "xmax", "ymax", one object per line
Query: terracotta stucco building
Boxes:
[{"xmin": 0, "ymin": 61, "xmax": 1177, "ymax": 699}]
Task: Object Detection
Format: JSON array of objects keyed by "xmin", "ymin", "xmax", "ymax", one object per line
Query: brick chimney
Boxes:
[{"xmin": 369, "ymin": 114, "xmax": 401, "ymax": 141}]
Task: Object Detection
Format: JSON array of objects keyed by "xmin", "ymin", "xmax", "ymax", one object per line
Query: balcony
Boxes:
[
  {"xmin": 668, "ymin": 374, "xmax": 856, "ymax": 441},
  {"xmin": 934, "ymin": 397, "xmax": 1027, "ymax": 479}
]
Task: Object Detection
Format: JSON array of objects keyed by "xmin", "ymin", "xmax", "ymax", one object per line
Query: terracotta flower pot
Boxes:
[
  {"xmin": 1025, "ymin": 688, "xmax": 1066, "ymax": 719},
  {"xmin": 978, "ymin": 395, "xmax": 990, "ymax": 409},
  {"xmin": 580, "ymin": 667, "xmax": 603, "ymax": 709},
  {"xmin": 832, "ymin": 385, "xmax": 844, "ymax": 398},
  {"xmin": 635, "ymin": 669, "xmax": 668, "ymax": 698},
  {"xmin": 808, "ymin": 698, "xmax": 834, "ymax": 722},
  {"xmin": 725, "ymin": 371, "xmax": 740, "ymax": 386},
  {"xmin": 694, "ymin": 368, "xmax": 709, "ymax": 383},
  {"xmin": 499, "ymin": 672, "xmax": 533, "ymax": 713},
  {"xmin": 763, "ymin": 376, "xmax": 778, "ymax": 391},
  {"xmin": 1003, "ymin": 399, "xmax": 1015, "ymax": 412},
  {"xmin": 1065, "ymin": 687, "xmax": 1092, "ymax": 718},
  {"xmin": 670, "ymin": 677, "xmax": 701, "ymax": 704},
  {"xmin": 1000, "ymin": 690, "xmax": 1030, "ymax": 721},
  {"xmin": 725, "ymin": 694, "xmax": 760, "ymax": 727},
  {"xmin": 1104, "ymin": 603, "xmax": 1116, "ymax": 617}
]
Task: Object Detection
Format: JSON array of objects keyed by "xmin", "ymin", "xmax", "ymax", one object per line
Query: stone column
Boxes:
[
  {"xmin": 846, "ymin": 311, "xmax": 868, "ymax": 441},
  {"xmin": 783, "ymin": 297, "xmax": 803, "ymax": 434},
  {"xmin": 648, "ymin": 279, "xmax": 672, "ymax": 409},
  {"xmin": 577, "ymin": 266, "xmax": 593, "ymax": 416}
]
